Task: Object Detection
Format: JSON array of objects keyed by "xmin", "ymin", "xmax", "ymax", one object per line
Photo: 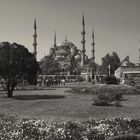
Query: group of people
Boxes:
[{"xmin": 37, "ymin": 77, "xmax": 66, "ymax": 87}]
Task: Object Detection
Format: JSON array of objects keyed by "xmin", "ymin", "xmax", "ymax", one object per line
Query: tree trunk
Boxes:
[
  {"xmin": 6, "ymin": 80, "xmax": 16, "ymax": 98},
  {"xmin": 7, "ymin": 90, "xmax": 13, "ymax": 98}
]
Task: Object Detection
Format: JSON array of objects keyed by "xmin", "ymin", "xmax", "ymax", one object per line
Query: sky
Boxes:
[{"xmin": 0, "ymin": 0, "xmax": 140, "ymax": 64}]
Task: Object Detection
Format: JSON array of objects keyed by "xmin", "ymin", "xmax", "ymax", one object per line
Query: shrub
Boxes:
[
  {"xmin": 104, "ymin": 75, "xmax": 119, "ymax": 85},
  {"xmin": 93, "ymin": 91, "xmax": 123, "ymax": 106},
  {"xmin": 71, "ymin": 86, "xmax": 91, "ymax": 94}
]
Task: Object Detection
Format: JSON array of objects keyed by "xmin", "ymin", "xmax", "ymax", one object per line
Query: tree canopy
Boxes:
[
  {"xmin": 39, "ymin": 55, "xmax": 61, "ymax": 75},
  {"xmin": 0, "ymin": 42, "xmax": 39, "ymax": 97},
  {"xmin": 101, "ymin": 52, "xmax": 121, "ymax": 75}
]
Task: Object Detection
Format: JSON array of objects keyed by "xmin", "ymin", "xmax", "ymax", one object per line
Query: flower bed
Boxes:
[
  {"xmin": 71, "ymin": 85, "xmax": 140, "ymax": 106},
  {"xmin": 1, "ymin": 114, "xmax": 140, "ymax": 140},
  {"xmin": 71, "ymin": 85, "xmax": 140, "ymax": 95}
]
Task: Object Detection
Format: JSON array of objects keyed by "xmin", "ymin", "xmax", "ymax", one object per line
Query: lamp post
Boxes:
[{"xmin": 108, "ymin": 65, "xmax": 111, "ymax": 76}]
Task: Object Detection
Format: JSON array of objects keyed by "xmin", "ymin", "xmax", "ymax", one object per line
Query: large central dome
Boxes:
[
  {"xmin": 60, "ymin": 40, "xmax": 75, "ymax": 47},
  {"xmin": 56, "ymin": 40, "xmax": 76, "ymax": 50},
  {"xmin": 49, "ymin": 39, "xmax": 81, "ymax": 70},
  {"xmin": 55, "ymin": 39, "xmax": 78, "ymax": 56}
]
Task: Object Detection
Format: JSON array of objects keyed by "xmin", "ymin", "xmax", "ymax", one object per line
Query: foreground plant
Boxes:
[{"xmin": 1, "ymin": 114, "xmax": 140, "ymax": 140}]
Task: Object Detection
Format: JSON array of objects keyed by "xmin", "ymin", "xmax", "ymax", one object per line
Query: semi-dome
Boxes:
[
  {"xmin": 54, "ymin": 55, "xmax": 63, "ymax": 60},
  {"xmin": 75, "ymin": 54, "xmax": 81, "ymax": 60},
  {"xmin": 49, "ymin": 47, "xmax": 55, "ymax": 56}
]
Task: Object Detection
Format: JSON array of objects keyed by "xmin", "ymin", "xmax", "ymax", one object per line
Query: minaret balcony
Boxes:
[
  {"xmin": 33, "ymin": 43, "xmax": 37, "ymax": 46},
  {"xmin": 81, "ymin": 31, "xmax": 86, "ymax": 35},
  {"xmin": 53, "ymin": 45, "xmax": 57, "ymax": 48},
  {"xmin": 81, "ymin": 49, "xmax": 86, "ymax": 53},
  {"xmin": 33, "ymin": 34, "xmax": 37, "ymax": 37},
  {"xmin": 81, "ymin": 40, "xmax": 86, "ymax": 44}
]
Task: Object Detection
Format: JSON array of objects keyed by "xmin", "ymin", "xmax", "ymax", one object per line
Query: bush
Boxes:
[
  {"xmin": 93, "ymin": 91, "xmax": 123, "ymax": 106},
  {"xmin": 104, "ymin": 75, "xmax": 119, "ymax": 85}
]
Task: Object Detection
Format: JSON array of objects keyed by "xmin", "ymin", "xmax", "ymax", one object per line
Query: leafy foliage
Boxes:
[
  {"xmin": 101, "ymin": 52, "xmax": 121, "ymax": 75},
  {"xmin": 0, "ymin": 42, "xmax": 39, "ymax": 97},
  {"xmin": 39, "ymin": 55, "xmax": 61, "ymax": 75},
  {"xmin": 93, "ymin": 91, "xmax": 122, "ymax": 106},
  {"xmin": 104, "ymin": 75, "xmax": 119, "ymax": 85},
  {"xmin": 1, "ymin": 114, "xmax": 140, "ymax": 140}
]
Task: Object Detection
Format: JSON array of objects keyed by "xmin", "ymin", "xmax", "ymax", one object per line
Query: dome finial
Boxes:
[{"xmin": 65, "ymin": 35, "xmax": 67, "ymax": 41}]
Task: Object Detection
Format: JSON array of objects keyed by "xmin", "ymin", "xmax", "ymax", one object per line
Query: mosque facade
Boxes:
[
  {"xmin": 49, "ymin": 37, "xmax": 89, "ymax": 72},
  {"xmin": 49, "ymin": 14, "xmax": 95, "ymax": 75},
  {"xmin": 33, "ymin": 14, "xmax": 96, "ymax": 77}
]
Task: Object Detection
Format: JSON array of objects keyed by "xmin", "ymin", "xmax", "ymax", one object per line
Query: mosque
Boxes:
[
  {"xmin": 33, "ymin": 14, "xmax": 96, "ymax": 79},
  {"xmin": 32, "ymin": 14, "xmax": 140, "ymax": 83}
]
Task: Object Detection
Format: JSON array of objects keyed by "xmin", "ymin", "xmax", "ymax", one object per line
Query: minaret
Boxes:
[
  {"xmin": 139, "ymin": 48, "xmax": 140, "ymax": 64},
  {"xmin": 81, "ymin": 13, "xmax": 86, "ymax": 67},
  {"xmin": 33, "ymin": 18, "xmax": 37, "ymax": 59},
  {"xmin": 91, "ymin": 29, "xmax": 95, "ymax": 62},
  {"xmin": 53, "ymin": 31, "xmax": 57, "ymax": 48}
]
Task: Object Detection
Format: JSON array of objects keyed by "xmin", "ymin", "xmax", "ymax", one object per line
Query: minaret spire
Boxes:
[
  {"xmin": 81, "ymin": 12, "xmax": 86, "ymax": 67},
  {"xmin": 53, "ymin": 30, "xmax": 57, "ymax": 48},
  {"xmin": 139, "ymin": 48, "xmax": 140, "ymax": 64},
  {"xmin": 33, "ymin": 18, "xmax": 37, "ymax": 59},
  {"xmin": 91, "ymin": 29, "xmax": 95, "ymax": 62},
  {"xmin": 82, "ymin": 12, "xmax": 85, "ymax": 26}
]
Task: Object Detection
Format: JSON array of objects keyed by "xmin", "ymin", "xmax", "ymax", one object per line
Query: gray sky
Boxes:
[{"xmin": 0, "ymin": 0, "xmax": 140, "ymax": 64}]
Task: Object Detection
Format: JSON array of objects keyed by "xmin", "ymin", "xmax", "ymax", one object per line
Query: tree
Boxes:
[
  {"xmin": 101, "ymin": 52, "xmax": 121, "ymax": 75},
  {"xmin": 39, "ymin": 56, "xmax": 61, "ymax": 75},
  {"xmin": 69, "ymin": 56, "xmax": 81, "ymax": 74},
  {"xmin": 88, "ymin": 60, "xmax": 97, "ymax": 79},
  {"xmin": 0, "ymin": 42, "xmax": 39, "ymax": 97}
]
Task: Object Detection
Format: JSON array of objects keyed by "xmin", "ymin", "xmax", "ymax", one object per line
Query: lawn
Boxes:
[{"xmin": 0, "ymin": 86, "xmax": 140, "ymax": 122}]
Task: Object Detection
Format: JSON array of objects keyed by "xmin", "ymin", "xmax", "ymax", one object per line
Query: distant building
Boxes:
[{"xmin": 115, "ymin": 56, "xmax": 140, "ymax": 85}]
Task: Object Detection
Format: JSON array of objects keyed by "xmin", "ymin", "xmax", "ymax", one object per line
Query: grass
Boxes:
[{"xmin": 0, "ymin": 86, "xmax": 140, "ymax": 122}]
